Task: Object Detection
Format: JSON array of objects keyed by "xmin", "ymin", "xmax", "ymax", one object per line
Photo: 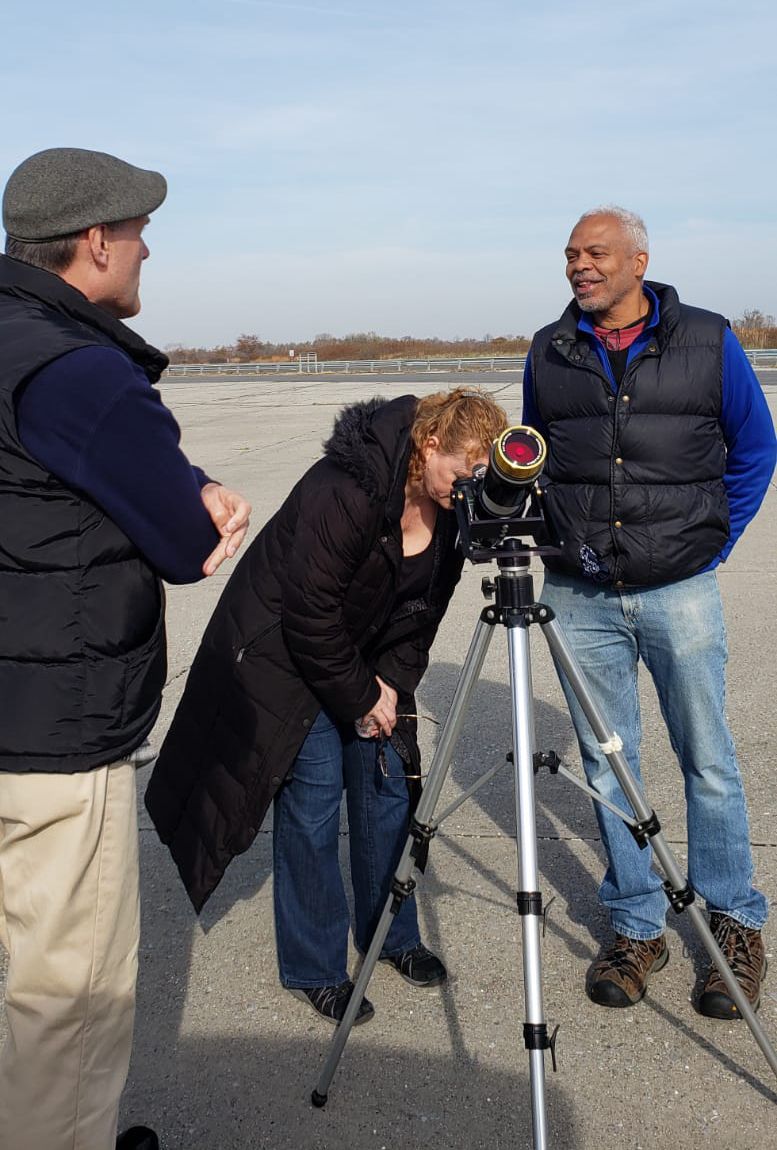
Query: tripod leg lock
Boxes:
[
  {"xmin": 517, "ymin": 891, "xmax": 543, "ymax": 916},
  {"xmin": 410, "ymin": 818, "xmax": 436, "ymax": 852},
  {"xmin": 523, "ymin": 1023, "xmax": 561, "ymax": 1072},
  {"xmin": 390, "ymin": 876, "xmax": 416, "ymax": 915},
  {"xmin": 626, "ymin": 810, "xmax": 662, "ymax": 848},
  {"xmin": 662, "ymin": 879, "xmax": 695, "ymax": 913},
  {"xmin": 409, "ymin": 818, "xmax": 436, "ymax": 874}
]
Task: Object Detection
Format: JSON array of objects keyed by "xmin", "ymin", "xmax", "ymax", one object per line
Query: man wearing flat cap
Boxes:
[{"xmin": 0, "ymin": 148, "xmax": 251, "ymax": 1150}]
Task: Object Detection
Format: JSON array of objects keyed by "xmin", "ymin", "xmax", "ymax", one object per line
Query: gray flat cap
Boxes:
[{"xmin": 2, "ymin": 147, "xmax": 167, "ymax": 242}]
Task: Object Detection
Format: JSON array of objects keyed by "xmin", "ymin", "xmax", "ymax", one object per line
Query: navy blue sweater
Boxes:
[{"xmin": 16, "ymin": 345, "xmax": 219, "ymax": 584}]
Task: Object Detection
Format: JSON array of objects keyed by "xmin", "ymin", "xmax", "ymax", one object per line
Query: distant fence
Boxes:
[
  {"xmin": 745, "ymin": 348, "xmax": 777, "ymax": 367},
  {"xmin": 165, "ymin": 355, "xmax": 527, "ymax": 376},
  {"xmin": 164, "ymin": 349, "xmax": 777, "ymax": 377}
]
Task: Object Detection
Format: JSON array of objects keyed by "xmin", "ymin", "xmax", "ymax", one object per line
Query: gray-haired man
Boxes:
[{"xmin": 522, "ymin": 206, "xmax": 775, "ymax": 1017}]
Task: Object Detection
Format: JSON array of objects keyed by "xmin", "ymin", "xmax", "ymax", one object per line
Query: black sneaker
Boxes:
[
  {"xmin": 116, "ymin": 1128, "xmax": 159, "ymax": 1150},
  {"xmin": 381, "ymin": 943, "xmax": 447, "ymax": 987},
  {"xmin": 289, "ymin": 979, "xmax": 375, "ymax": 1025}
]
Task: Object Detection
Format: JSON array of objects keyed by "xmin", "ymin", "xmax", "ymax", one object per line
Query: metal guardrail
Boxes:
[
  {"xmin": 164, "ymin": 355, "xmax": 527, "ymax": 376},
  {"xmin": 746, "ymin": 349, "xmax": 777, "ymax": 367},
  {"xmin": 164, "ymin": 349, "xmax": 777, "ymax": 377}
]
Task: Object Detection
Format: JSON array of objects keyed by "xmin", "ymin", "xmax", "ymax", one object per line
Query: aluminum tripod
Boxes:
[{"xmin": 311, "ymin": 541, "xmax": 777, "ymax": 1148}]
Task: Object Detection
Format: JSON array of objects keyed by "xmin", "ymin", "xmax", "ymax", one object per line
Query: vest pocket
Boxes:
[{"xmin": 119, "ymin": 603, "xmax": 167, "ymax": 730}]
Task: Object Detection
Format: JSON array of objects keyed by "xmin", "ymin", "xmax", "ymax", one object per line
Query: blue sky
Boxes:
[{"xmin": 3, "ymin": 0, "xmax": 776, "ymax": 349}]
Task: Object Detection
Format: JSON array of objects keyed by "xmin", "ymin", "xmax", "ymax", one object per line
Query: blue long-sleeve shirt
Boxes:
[
  {"xmin": 522, "ymin": 293, "xmax": 777, "ymax": 567},
  {"xmin": 16, "ymin": 345, "xmax": 219, "ymax": 584}
]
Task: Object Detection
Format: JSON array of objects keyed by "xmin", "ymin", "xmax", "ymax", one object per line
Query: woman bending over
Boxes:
[{"xmin": 146, "ymin": 387, "xmax": 508, "ymax": 1024}]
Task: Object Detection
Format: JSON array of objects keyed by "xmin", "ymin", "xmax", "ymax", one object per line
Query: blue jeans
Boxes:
[
  {"xmin": 273, "ymin": 709, "xmax": 420, "ymax": 987},
  {"xmin": 541, "ymin": 569, "xmax": 767, "ymax": 940}
]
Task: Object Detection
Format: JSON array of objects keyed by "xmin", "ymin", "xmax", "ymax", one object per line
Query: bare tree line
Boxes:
[
  {"xmin": 730, "ymin": 309, "xmax": 777, "ymax": 349},
  {"xmin": 165, "ymin": 312, "xmax": 776, "ymax": 365},
  {"xmin": 165, "ymin": 332, "xmax": 530, "ymax": 365}
]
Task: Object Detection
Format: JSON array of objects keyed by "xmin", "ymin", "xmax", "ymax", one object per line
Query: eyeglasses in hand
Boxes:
[{"xmin": 377, "ymin": 713, "xmax": 439, "ymax": 780}]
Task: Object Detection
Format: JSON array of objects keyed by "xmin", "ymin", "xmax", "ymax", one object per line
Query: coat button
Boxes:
[
  {"xmin": 271, "ymin": 775, "xmax": 281, "ymax": 786},
  {"xmin": 614, "ymin": 520, "xmax": 622, "ymax": 528},
  {"xmin": 615, "ymin": 457, "xmax": 623, "ymax": 465},
  {"xmin": 302, "ymin": 717, "xmax": 311, "ymax": 728},
  {"xmin": 622, "ymin": 395, "xmax": 630, "ymax": 403},
  {"xmin": 615, "ymin": 580, "xmax": 624, "ymax": 589}
]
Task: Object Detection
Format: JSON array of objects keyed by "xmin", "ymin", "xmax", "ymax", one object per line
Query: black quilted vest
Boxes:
[
  {"xmin": 530, "ymin": 281, "xmax": 729, "ymax": 587},
  {"xmin": 0, "ymin": 256, "xmax": 168, "ymax": 772}
]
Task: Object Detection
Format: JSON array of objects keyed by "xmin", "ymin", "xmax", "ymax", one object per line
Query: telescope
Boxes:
[{"xmin": 453, "ymin": 424, "xmax": 550, "ymax": 561}]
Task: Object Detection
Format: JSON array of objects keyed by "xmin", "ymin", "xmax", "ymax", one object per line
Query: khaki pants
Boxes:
[{"xmin": 0, "ymin": 762, "xmax": 140, "ymax": 1150}]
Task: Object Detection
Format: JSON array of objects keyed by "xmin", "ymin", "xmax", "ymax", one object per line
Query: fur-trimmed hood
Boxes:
[{"xmin": 323, "ymin": 393, "xmax": 417, "ymax": 507}]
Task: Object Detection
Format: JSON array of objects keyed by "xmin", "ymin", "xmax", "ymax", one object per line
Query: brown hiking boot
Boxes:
[
  {"xmin": 698, "ymin": 912, "xmax": 767, "ymax": 1019},
  {"xmin": 587, "ymin": 933, "xmax": 668, "ymax": 1007}
]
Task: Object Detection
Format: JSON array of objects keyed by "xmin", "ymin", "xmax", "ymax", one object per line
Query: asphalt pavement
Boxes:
[{"xmin": 3, "ymin": 370, "xmax": 776, "ymax": 1149}]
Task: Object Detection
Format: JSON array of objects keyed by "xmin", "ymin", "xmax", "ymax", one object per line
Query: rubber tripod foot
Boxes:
[{"xmin": 311, "ymin": 1090, "xmax": 328, "ymax": 1108}]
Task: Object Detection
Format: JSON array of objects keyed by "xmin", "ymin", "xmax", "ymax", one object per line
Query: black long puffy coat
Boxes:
[{"xmin": 145, "ymin": 395, "xmax": 463, "ymax": 911}]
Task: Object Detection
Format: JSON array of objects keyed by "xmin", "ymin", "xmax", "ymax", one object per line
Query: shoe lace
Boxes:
[
  {"xmin": 605, "ymin": 936, "xmax": 660, "ymax": 978},
  {"xmin": 713, "ymin": 918, "xmax": 759, "ymax": 980},
  {"xmin": 310, "ymin": 983, "xmax": 350, "ymax": 1013},
  {"xmin": 402, "ymin": 944, "xmax": 425, "ymax": 961}
]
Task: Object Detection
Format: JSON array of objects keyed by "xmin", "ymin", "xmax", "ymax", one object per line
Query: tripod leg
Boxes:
[
  {"xmin": 311, "ymin": 616, "xmax": 496, "ymax": 1106},
  {"xmin": 508, "ymin": 619, "xmax": 550, "ymax": 1150},
  {"xmin": 541, "ymin": 614, "xmax": 777, "ymax": 1081}
]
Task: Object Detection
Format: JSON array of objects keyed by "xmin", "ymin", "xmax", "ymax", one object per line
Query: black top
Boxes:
[{"xmin": 396, "ymin": 538, "xmax": 435, "ymax": 601}]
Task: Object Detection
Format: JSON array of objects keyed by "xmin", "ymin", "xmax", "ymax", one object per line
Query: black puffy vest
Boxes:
[
  {"xmin": 0, "ymin": 256, "xmax": 168, "ymax": 772},
  {"xmin": 530, "ymin": 282, "xmax": 729, "ymax": 587}
]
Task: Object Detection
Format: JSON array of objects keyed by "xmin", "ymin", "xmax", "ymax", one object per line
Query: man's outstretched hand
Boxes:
[{"xmin": 200, "ymin": 482, "xmax": 252, "ymax": 575}]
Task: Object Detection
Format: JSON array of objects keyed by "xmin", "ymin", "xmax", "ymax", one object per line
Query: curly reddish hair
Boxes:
[{"xmin": 407, "ymin": 387, "xmax": 509, "ymax": 486}]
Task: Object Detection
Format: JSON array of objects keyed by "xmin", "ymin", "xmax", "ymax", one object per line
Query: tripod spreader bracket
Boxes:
[
  {"xmin": 626, "ymin": 810, "xmax": 662, "ymax": 849},
  {"xmin": 481, "ymin": 602, "xmax": 556, "ymax": 628},
  {"xmin": 663, "ymin": 880, "xmax": 696, "ymax": 914},
  {"xmin": 389, "ymin": 876, "xmax": 416, "ymax": 915},
  {"xmin": 508, "ymin": 748, "xmax": 561, "ymax": 776},
  {"xmin": 532, "ymin": 749, "xmax": 561, "ymax": 775},
  {"xmin": 523, "ymin": 1023, "xmax": 561, "ymax": 1072}
]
